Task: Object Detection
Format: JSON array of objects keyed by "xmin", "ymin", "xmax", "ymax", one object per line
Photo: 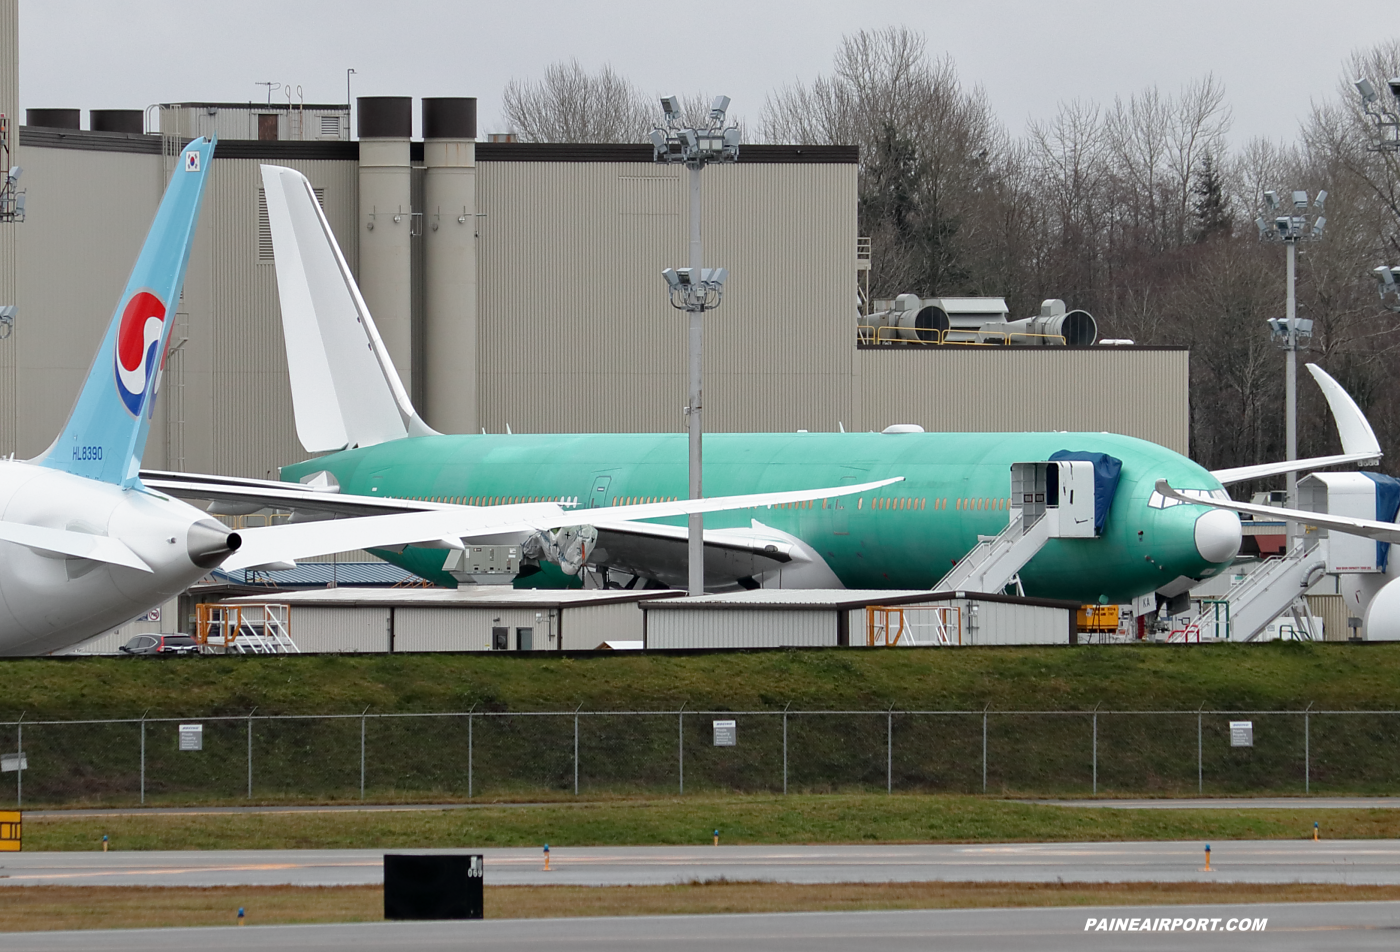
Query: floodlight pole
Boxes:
[
  {"xmin": 1285, "ymin": 240, "xmax": 1298, "ymax": 542},
  {"xmin": 687, "ymin": 165, "xmax": 704, "ymax": 597},
  {"xmin": 654, "ymin": 97, "xmax": 739, "ymax": 597}
]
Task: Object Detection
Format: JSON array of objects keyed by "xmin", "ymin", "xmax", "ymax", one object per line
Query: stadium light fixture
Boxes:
[
  {"xmin": 651, "ymin": 95, "xmax": 742, "ymax": 596},
  {"xmin": 1258, "ymin": 183, "xmax": 1328, "ymax": 538}
]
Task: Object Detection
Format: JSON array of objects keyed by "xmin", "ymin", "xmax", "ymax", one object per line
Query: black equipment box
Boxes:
[{"xmin": 383, "ymin": 853, "xmax": 483, "ymax": 920}]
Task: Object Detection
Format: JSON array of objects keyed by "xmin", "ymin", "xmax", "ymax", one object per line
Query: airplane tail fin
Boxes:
[
  {"xmin": 38, "ymin": 138, "xmax": 215, "ymax": 487},
  {"xmin": 259, "ymin": 164, "xmax": 436, "ymax": 453}
]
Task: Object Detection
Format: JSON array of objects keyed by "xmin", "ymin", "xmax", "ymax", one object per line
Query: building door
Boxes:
[
  {"xmin": 258, "ymin": 114, "xmax": 278, "ymax": 141},
  {"xmin": 491, "ymin": 626, "xmax": 508, "ymax": 650},
  {"xmin": 516, "ymin": 627, "xmax": 533, "ymax": 651}
]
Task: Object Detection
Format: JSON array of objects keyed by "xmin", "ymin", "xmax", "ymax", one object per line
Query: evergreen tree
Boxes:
[{"xmin": 1191, "ymin": 151, "xmax": 1232, "ymax": 242}]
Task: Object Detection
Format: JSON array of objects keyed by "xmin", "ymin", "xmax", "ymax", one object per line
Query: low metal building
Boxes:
[
  {"xmin": 642, "ymin": 590, "xmax": 1079, "ymax": 649},
  {"xmin": 219, "ymin": 588, "xmax": 680, "ymax": 653}
]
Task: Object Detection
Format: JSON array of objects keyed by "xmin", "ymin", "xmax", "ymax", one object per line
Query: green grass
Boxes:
[
  {"xmin": 7, "ymin": 644, "xmax": 1400, "ymax": 805},
  {"xmin": 1, "ymin": 641, "xmax": 1395, "ymax": 719},
  {"xmin": 24, "ymin": 794, "xmax": 1400, "ymax": 851}
]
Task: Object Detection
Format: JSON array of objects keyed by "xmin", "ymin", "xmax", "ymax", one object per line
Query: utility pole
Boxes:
[{"xmin": 652, "ymin": 96, "xmax": 740, "ymax": 596}]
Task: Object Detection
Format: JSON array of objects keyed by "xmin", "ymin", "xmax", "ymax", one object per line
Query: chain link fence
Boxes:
[{"xmin": 5, "ymin": 708, "xmax": 1399, "ymax": 807}]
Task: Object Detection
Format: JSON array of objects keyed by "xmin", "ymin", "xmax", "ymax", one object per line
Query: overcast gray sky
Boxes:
[{"xmin": 17, "ymin": 0, "xmax": 1398, "ymax": 145}]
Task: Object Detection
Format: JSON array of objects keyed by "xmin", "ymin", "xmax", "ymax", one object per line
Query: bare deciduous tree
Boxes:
[{"xmin": 501, "ymin": 60, "xmax": 652, "ymax": 143}]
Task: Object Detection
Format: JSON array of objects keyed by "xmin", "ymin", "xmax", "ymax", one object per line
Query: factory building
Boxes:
[{"xmin": 0, "ymin": 1, "xmax": 1189, "ymax": 485}]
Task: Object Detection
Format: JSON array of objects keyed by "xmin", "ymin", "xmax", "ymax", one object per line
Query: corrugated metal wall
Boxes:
[
  {"xmin": 474, "ymin": 161, "xmax": 858, "ymax": 435},
  {"xmin": 858, "ymin": 349, "xmax": 1190, "ymax": 455},
  {"xmin": 646, "ymin": 608, "xmax": 837, "ymax": 649},
  {"xmin": 290, "ymin": 606, "xmax": 389, "ymax": 653},
  {"xmin": 963, "ymin": 599, "xmax": 1071, "ymax": 646},
  {"xmin": 1307, "ymin": 594, "xmax": 1349, "ymax": 642},
  {"xmin": 561, "ymin": 601, "xmax": 644, "ymax": 649}
]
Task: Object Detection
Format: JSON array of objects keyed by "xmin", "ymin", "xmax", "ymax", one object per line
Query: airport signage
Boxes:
[
  {"xmin": 713, "ymin": 719, "xmax": 737, "ymax": 747},
  {"xmin": 1229, "ymin": 721, "xmax": 1253, "ymax": 748},
  {"xmin": 179, "ymin": 723, "xmax": 203, "ymax": 751},
  {"xmin": 0, "ymin": 753, "xmax": 26, "ymax": 773},
  {"xmin": 0, "ymin": 810, "xmax": 19, "ymax": 852}
]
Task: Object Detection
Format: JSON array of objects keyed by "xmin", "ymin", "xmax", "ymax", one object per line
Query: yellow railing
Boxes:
[{"xmin": 859, "ymin": 326, "xmax": 1068, "ymax": 347}]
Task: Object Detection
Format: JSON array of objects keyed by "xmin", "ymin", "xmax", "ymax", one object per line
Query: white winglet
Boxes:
[
  {"xmin": 1210, "ymin": 364, "xmax": 1381, "ymax": 485},
  {"xmin": 1306, "ymin": 363, "xmax": 1381, "ymax": 458}
]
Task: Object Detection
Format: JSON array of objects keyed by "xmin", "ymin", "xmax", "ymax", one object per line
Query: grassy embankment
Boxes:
[
  {"xmin": 7, "ymin": 881, "xmax": 1400, "ymax": 932},
  {"xmin": 5, "ymin": 642, "xmax": 1400, "ymax": 806},
  {"xmin": 23, "ymin": 793, "xmax": 1400, "ymax": 851}
]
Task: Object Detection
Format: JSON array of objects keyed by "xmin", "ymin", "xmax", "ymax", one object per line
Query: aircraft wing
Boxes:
[
  {"xmin": 0, "ymin": 521, "xmax": 152, "ymax": 572},
  {"xmin": 1156, "ymin": 479, "xmax": 1400, "ymax": 544},
  {"xmin": 1210, "ymin": 364, "xmax": 1381, "ymax": 485},
  {"xmin": 219, "ymin": 477, "xmax": 902, "ymax": 571}
]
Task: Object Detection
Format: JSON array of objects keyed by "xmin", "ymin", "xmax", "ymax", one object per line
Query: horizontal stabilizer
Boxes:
[{"xmin": 0, "ymin": 521, "xmax": 152, "ymax": 572}]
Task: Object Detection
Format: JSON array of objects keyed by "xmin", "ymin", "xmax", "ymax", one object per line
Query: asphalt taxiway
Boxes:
[
  {"xmin": 2, "ymin": 901, "xmax": 1398, "ymax": 952},
  {"xmin": 6, "ymin": 841, "xmax": 1400, "ymax": 887}
]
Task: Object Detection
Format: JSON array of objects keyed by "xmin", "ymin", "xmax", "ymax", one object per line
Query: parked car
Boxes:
[{"xmin": 119, "ymin": 634, "xmax": 201, "ymax": 656}]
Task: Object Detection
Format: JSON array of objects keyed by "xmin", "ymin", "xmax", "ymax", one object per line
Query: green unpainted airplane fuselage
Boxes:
[{"xmin": 280, "ymin": 431, "xmax": 1230, "ymax": 603}]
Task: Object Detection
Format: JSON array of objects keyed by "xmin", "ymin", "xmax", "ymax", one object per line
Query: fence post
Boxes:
[
  {"xmin": 887, "ymin": 710, "xmax": 893, "ymax": 794},
  {"xmin": 359, "ymin": 707, "xmax": 369, "ymax": 801},
  {"xmin": 139, "ymin": 714, "xmax": 146, "ymax": 806},
  {"xmin": 1197, "ymin": 708, "xmax": 1203, "ymax": 795},
  {"xmin": 246, "ymin": 712, "xmax": 253, "ymax": 799},
  {"xmin": 573, "ymin": 706, "xmax": 581, "ymax": 796},
  {"xmin": 1304, "ymin": 703, "xmax": 1312, "ymax": 794},
  {"xmin": 782, "ymin": 708, "xmax": 788, "ymax": 795},
  {"xmin": 15, "ymin": 719, "xmax": 21, "ymax": 808},
  {"xmin": 678, "ymin": 704, "xmax": 685, "ymax": 795},
  {"xmin": 1092, "ymin": 709, "xmax": 1098, "ymax": 795},
  {"xmin": 981, "ymin": 707, "xmax": 988, "ymax": 794},
  {"xmin": 467, "ymin": 705, "xmax": 476, "ymax": 799}
]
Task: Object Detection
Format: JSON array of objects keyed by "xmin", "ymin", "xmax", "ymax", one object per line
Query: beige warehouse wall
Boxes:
[
  {"xmin": 857, "ymin": 347, "xmax": 1190, "ymax": 454},
  {"xmin": 0, "ymin": 0, "xmax": 19, "ymax": 453},
  {"xmin": 474, "ymin": 160, "xmax": 858, "ymax": 435}
]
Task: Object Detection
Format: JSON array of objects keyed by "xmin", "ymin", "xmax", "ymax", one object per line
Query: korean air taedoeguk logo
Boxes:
[
  {"xmin": 184, "ymin": 149, "xmax": 200, "ymax": 172},
  {"xmin": 114, "ymin": 290, "xmax": 166, "ymax": 416}
]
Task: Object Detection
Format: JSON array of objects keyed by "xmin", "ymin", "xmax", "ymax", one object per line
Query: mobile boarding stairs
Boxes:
[
  {"xmin": 1171, "ymin": 472, "xmax": 1391, "ymax": 642},
  {"xmin": 935, "ymin": 460, "xmax": 1100, "ymax": 594}
]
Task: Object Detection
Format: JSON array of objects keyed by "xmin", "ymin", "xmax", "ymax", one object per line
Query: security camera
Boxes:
[
  {"xmin": 723, "ymin": 127, "xmax": 741, "ymax": 149},
  {"xmin": 679, "ymin": 129, "xmax": 698, "ymax": 150}
]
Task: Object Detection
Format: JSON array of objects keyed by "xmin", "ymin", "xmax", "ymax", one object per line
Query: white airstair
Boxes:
[
  {"xmin": 934, "ymin": 460, "xmax": 1100, "ymax": 594},
  {"xmin": 935, "ymin": 510, "xmax": 1053, "ymax": 594},
  {"xmin": 1178, "ymin": 539, "xmax": 1328, "ymax": 642}
]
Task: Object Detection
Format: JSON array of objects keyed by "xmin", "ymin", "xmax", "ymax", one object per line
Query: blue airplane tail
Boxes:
[{"xmin": 38, "ymin": 137, "xmax": 215, "ymax": 486}]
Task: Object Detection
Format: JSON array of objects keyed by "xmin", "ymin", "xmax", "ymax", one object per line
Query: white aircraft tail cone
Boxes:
[{"xmin": 1194, "ymin": 508, "xmax": 1242, "ymax": 564}]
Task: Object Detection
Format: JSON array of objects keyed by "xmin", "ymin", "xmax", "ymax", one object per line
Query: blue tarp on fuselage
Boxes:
[
  {"xmin": 1050, "ymin": 450, "xmax": 1124, "ymax": 535},
  {"xmin": 1362, "ymin": 471, "xmax": 1400, "ymax": 571}
]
